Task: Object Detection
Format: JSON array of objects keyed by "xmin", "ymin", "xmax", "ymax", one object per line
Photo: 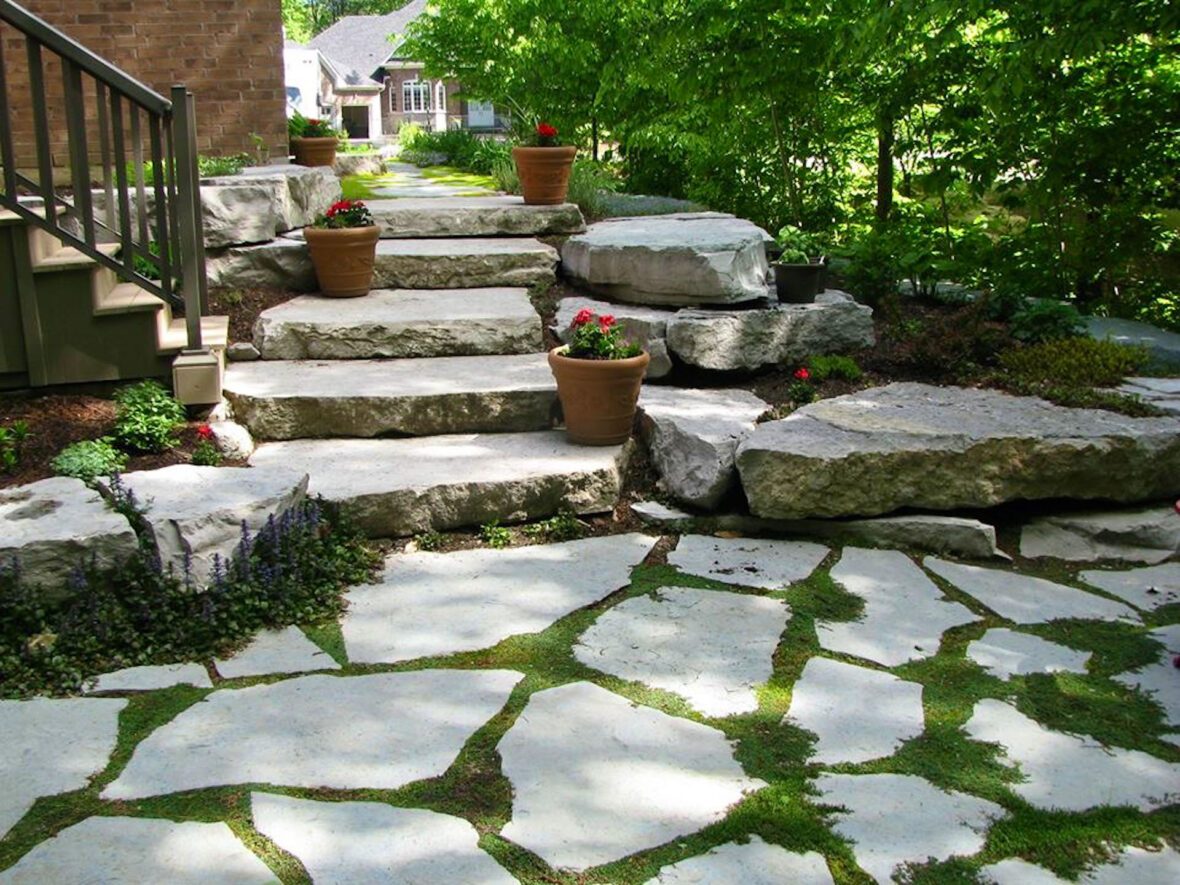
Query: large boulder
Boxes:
[
  {"xmin": 369, "ymin": 196, "xmax": 585, "ymax": 238},
  {"xmin": 1085, "ymin": 316, "xmax": 1180, "ymax": 372},
  {"xmin": 0, "ymin": 477, "xmax": 138, "ymax": 602},
  {"xmin": 203, "ymin": 165, "xmax": 341, "ymax": 232},
  {"xmin": 561, "ymin": 215, "xmax": 772, "ymax": 306},
  {"xmin": 666, "ymin": 293, "xmax": 874, "ymax": 371},
  {"xmin": 637, "ymin": 387, "xmax": 768, "ymax": 509},
  {"xmin": 205, "ymin": 238, "xmax": 316, "ymax": 291},
  {"xmin": 92, "ymin": 183, "xmax": 283, "ymax": 249},
  {"xmin": 333, "ymin": 154, "xmax": 385, "ymax": 177},
  {"xmin": 736, "ymin": 383, "xmax": 1180, "ymax": 519}
]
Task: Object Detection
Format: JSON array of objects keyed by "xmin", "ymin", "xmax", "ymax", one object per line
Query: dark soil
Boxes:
[{"xmin": 208, "ymin": 286, "xmax": 299, "ymax": 345}]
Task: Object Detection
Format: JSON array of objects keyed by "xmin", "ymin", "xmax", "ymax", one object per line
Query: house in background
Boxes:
[{"xmin": 284, "ymin": 0, "xmax": 506, "ymax": 141}]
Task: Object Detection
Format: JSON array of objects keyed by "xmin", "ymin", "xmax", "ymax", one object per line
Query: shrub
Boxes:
[
  {"xmin": 807, "ymin": 354, "xmax": 863, "ymax": 382},
  {"xmin": 0, "ymin": 420, "xmax": 30, "ymax": 473},
  {"xmin": 479, "ymin": 520, "xmax": 512, "ymax": 549},
  {"xmin": 1008, "ymin": 299, "xmax": 1086, "ymax": 344},
  {"xmin": 51, "ymin": 438, "xmax": 127, "ymax": 485},
  {"xmin": 491, "ymin": 154, "xmax": 520, "ymax": 194},
  {"xmin": 999, "ymin": 338, "xmax": 1150, "ymax": 389},
  {"xmin": 566, "ymin": 160, "xmax": 619, "ymax": 220},
  {"xmin": 113, "ymin": 380, "xmax": 186, "ymax": 453}
]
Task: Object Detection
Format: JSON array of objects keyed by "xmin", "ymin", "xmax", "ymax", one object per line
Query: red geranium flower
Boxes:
[
  {"xmin": 537, "ymin": 122, "xmax": 558, "ymax": 138},
  {"xmin": 196, "ymin": 424, "xmax": 214, "ymax": 440},
  {"xmin": 598, "ymin": 314, "xmax": 616, "ymax": 330},
  {"xmin": 572, "ymin": 308, "xmax": 594, "ymax": 327},
  {"xmin": 794, "ymin": 367, "xmax": 811, "ymax": 380}
]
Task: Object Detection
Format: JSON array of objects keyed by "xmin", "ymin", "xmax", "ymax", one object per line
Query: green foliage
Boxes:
[
  {"xmin": 999, "ymin": 338, "xmax": 1150, "ymax": 389},
  {"xmin": 522, "ymin": 511, "xmax": 586, "ymax": 542},
  {"xmin": 566, "ymin": 160, "xmax": 619, "ymax": 220},
  {"xmin": 312, "ymin": 198, "xmax": 374, "ymax": 229},
  {"xmin": 113, "ymin": 380, "xmax": 186, "ymax": 454},
  {"xmin": 0, "ymin": 495, "xmax": 377, "ymax": 697},
  {"xmin": 1009, "ymin": 299, "xmax": 1086, "ymax": 344},
  {"xmin": 479, "ymin": 520, "xmax": 512, "ymax": 549},
  {"xmin": 413, "ymin": 529, "xmax": 445, "ymax": 551},
  {"xmin": 807, "ymin": 354, "xmax": 864, "ymax": 382},
  {"xmin": 886, "ymin": 302, "xmax": 1013, "ymax": 380},
  {"xmin": 126, "ymin": 154, "xmax": 249, "ymax": 187},
  {"xmin": 786, "ymin": 380, "xmax": 817, "ymax": 404},
  {"xmin": 0, "ymin": 420, "xmax": 30, "ymax": 473},
  {"xmin": 190, "ymin": 440, "xmax": 222, "ymax": 467},
  {"xmin": 777, "ymin": 225, "xmax": 820, "ymax": 261},
  {"xmin": 50, "ymin": 439, "xmax": 127, "ymax": 485},
  {"xmin": 564, "ymin": 309, "xmax": 643, "ymax": 360}
]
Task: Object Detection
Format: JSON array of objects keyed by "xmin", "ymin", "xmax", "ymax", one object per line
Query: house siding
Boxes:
[
  {"xmin": 2, "ymin": 0, "xmax": 287, "ymax": 166},
  {"xmin": 381, "ymin": 67, "xmax": 464, "ymax": 134}
]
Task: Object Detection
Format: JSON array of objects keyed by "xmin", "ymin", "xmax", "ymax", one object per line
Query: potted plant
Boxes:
[
  {"xmin": 303, "ymin": 199, "xmax": 380, "ymax": 297},
  {"xmin": 512, "ymin": 122, "xmax": 577, "ymax": 205},
  {"xmin": 773, "ymin": 225, "xmax": 827, "ymax": 303},
  {"xmin": 549, "ymin": 309, "xmax": 650, "ymax": 445},
  {"xmin": 289, "ymin": 112, "xmax": 339, "ymax": 167}
]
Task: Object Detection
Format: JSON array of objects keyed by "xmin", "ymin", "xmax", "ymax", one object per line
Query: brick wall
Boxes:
[
  {"xmin": 381, "ymin": 68, "xmax": 463, "ymax": 135},
  {"xmin": 2, "ymin": 0, "xmax": 287, "ymax": 168}
]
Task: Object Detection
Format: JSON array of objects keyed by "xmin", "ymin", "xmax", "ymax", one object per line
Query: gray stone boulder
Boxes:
[
  {"xmin": 562, "ymin": 215, "xmax": 772, "ymax": 306},
  {"xmin": 1112, "ymin": 377, "xmax": 1180, "ymax": 415},
  {"xmin": 1020, "ymin": 504, "xmax": 1180, "ymax": 564},
  {"xmin": 667, "ymin": 297, "xmax": 874, "ymax": 371},
  {"xmin": 205, "ymin": 239, "xmax": 316, "ymax": 291},
  {"xmin": 101, "ymin": 465, "xmax": 308, "ymax": 587},
  {"xmin": 737, "ymin": 383, "xmax": 1180, "ymax": 520},
  {"xmin": 369, "ymin": 196, "xmax": 585, "ymax": 238},
  {"xmin": 1085, "ymin": 316, "xmax": 1180, "ymax": 372},
  {"xmin": 0, "ymin": 477, "xmax": 138, "ymax": 602},
  {"xmin": 203, "ymin": 164, "xmax": 341, "ymax": 233},
  {"xmin": 637, "ymin": 387, "xmax": 768, "ymax": 509},
  {"xmin": 554, "ymin": 296, "xmax": 677, "ymax": 379},
  {"xmin": 333, "ymin": 154, "xmax": 385, "ymax": 177},
  {"xmin": 93, "ymin": 183, "xmax": 283, "ymax": 249}
]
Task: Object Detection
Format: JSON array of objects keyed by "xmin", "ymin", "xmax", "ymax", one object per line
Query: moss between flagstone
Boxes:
[{"xmin": 1, "ymin": 547, "xmax": 1177, "ymax": 884}]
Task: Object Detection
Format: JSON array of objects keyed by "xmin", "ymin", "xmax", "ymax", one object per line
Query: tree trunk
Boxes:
[
  {"xmin": 876, "ymin": 110, "xmax": 895, "ymax": 224},
  {"xmin": 592, "ymin": 117, "xmax": 599, "ymax": 162}
]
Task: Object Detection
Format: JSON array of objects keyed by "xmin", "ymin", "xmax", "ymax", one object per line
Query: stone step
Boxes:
[
  {"xmin": 366, "ymin": 196, "xmax": 585, "ymax": 238},
  {"xmin": 247, "ymin": 431, "xmax": 631, "ymax": 537},
  {"xmin": 254, "ymin": 288, "xmax": 542, "ymax": 360},
  {"xmin": 224, "ymin": 353, "xmax": 557, "ymax": 440}
]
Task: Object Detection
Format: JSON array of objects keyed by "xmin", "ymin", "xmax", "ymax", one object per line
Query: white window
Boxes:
[
  {"xmin": 402, "ymin": 79, "xmax": 431, "ymax": 113},
  {"xmin": 435, "ymin": 81, "xmax": 446, "ymax": 110}
]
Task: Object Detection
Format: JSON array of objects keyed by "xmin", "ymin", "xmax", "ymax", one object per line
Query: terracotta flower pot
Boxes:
[
  {"xmin": 513, "ymin": 146, "xmax": 577, "ymax": 205},
  {"xmin": 292, "ymin": 136, "xmax": 337, "ymax": 167},
  {"xmin": 548, "ymin": 346, "xmax": 650, "ymax": 445},
  {"xmin": 303, "ymin": 225, "xmax": 380, "ymax": 297}
]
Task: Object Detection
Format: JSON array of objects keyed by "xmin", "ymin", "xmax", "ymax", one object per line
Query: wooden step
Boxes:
[{"xmin": 31, "ymin": 241, "xmax": 120, "ymax": 274}]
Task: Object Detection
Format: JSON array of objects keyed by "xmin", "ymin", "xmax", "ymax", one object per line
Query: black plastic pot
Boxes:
[{"xmin": 773, "ymin": 257, "xmax": 826, "ymax": 303}]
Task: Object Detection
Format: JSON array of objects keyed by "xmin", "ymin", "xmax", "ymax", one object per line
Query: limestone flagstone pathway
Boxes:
[
  {"xmin": 1079, "ymin": 562, "xmax": 1180, "ymax": 609},
  {"xmin": 2, "ymin": 532, "xmax": 1178, "ymax": 883}
]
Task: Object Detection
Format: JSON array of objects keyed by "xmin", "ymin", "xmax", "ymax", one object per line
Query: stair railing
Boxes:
[{"xmin": 0, "ymin": 0, "xmax": 207, "ymax": 351}]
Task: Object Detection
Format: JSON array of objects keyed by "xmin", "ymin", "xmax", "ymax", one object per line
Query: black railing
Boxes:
[{"xmin": 0, "ymin": 0, "xmax": 207, "ymax": 349}]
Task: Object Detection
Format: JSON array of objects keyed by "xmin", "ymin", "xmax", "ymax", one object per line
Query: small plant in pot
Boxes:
[
  {"xmin": 773, "ymin": 225, "xmax": 827, "ymax": 303},
  {"xmin": 512, "ymin": 121, "xmax": 577, "ymax": 206},
  {"xmin": 290, "ymin": 112, "xmax": 339, "ymax": 167},
  {"xmin": 303, "ymin": 199, "xmax": 380, "ymax": 297},
  {"xmin": 549, "ymin": 309, "xmax": 649, "ymax": 445}
]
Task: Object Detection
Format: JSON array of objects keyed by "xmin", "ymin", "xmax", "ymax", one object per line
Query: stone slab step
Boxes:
[
  {"xmin": 224, "ymin": 353, "xmax": 557, "ymax": 440},
  {"xmin": 254, "ymin": 288, "xmax": 542, "ymax": 360},
  {"xmin": 367, "ymin": 196, "xmax": 585, "ymax": 238},
  {"xmin": 367, "ymin": 237, "xmax": 558, "ymax": 290},
  {"xmin": 248, "ymin": 431, "xmax": 631, "ymax": 537}
]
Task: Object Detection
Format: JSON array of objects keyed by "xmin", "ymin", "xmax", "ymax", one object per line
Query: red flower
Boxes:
[
  {"xmin": 794, "ymin": 368, "xmax": 811, "ymax": 380},
  {"xmin": 572, "ymin": 308, "xmax": 594, "ymax": 327},
  {"xmin": 196, "ymin": 424, "xmax": 214, "ymax": 440},
  {"xmin": 598, "ymin": 314, "xmax": 616, "ymax": 330},
  {"xmin": 537, "ymin": 122, "xmax": 558, "ymax": 138}
]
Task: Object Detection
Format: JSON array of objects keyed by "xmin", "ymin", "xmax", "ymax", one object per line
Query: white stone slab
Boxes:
[
  {"xmin": 107, "ymin": 464, "xmax": 308, "ymax": 588},
  {"xmin": 1078, "ymin": 563, "xmax": 1180, "ymax": 610},
  {"xmin": 925, "ymin": 558, "xmax": 1139, "ymax": 624},
  {"xmin": 251, "ymin": 792, "xmax": 518, "ymax": 884},
  {"xmin": 1115, "ymin": 376, "xmax": 1180, "ymax": 413},
  {"xmin": 102, "ymin": 670, "xmax": 523, "ymax": 800},
  {"xmin": 966, "ymin": 629, "xmax": 1091, "ymax": 680},
  {"xmin": 980, "ymin": 858, "xmax": 1067, "ymax": 884},
  {"xmin": 0, "ymin": 697, "xmax": 126, "ymax": 839},
  {"xmin": 367, "ymin": 195, "xmax": 584, "ymax": 237},
  {"xmin": 1114, "ymin": 624, "xmax": 1180, "ymax": 735},
  {"xmin": 1084, "ymin": 845, "xmax": 1180, "ymax": 884},
  {"xmin": 573, "ymin": 585, "xmax": 789, "ymax": 717},
  {"xmin": 821, "ymin": 548, "xmax": 979, "ymax": 667},
  {"xmin": 963, "ymin": 699, "xmax": 1180, "ymax": 811},
  {"xmin": 0, "ymin": 816, "xmax": 274, "ymax": 884},
  {"xmin": 498, "ymin": 681, "xmax": 764, "ymax": 871},
  {"xmin": 814, "ymin": 773, "xmax": 1003, "ymax": 884},
  {"xmin": 368, "ymin": 237, "xmax": 558, "ymax": 290},
  {"xmin": 643, "ymin": 836, "xmax": 833, "ymax": 884},
  {"xmin": 1020, "ymin": 505, "xmax": 1180, "ymax": 564},
  {"xmin": 785, "ymin": 657, "xmax": 925, "ymax": 764},
  {"xmin": 667, "ymin": 534, "xmax": 828, "ymax": 589},
  {"xmin": 0, "ymin": 476, "xmax": 137, "ymax": 603},
  {"xmin": 342, "ymin": 534, "xmax": 657, "ymax": 664},
  {"xmin": 87, "ymin": 662, "xmax": 212, "ymax": 693},
  {"xmin": 215, "ymin": 626, "xmax": 339, "ymax": 679}
]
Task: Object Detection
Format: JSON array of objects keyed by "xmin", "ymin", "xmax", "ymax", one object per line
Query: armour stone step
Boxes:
[
  {"xmin": 367, "ymin": 196, "xmax": 585, "ymax": 238},
  {"xmin": 223, "ymin": 353, "xmax": 557, "ymax": 440},
  {"xmin": 254, "ymin": 288, "xmax": 542, "ymax": 360},
  {"xmin": 248, "ymin": 431, "xmax": 631, "ymax": 536}
]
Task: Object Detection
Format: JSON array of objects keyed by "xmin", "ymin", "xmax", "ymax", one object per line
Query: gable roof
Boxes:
[{"xmin": 308, "ymin": 0, "xmax": 429, "ymax": 83}]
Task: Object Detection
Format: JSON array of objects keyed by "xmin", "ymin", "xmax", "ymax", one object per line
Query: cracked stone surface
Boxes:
[
  {"xmin": 643, "ymin": 836, "xmax": 833, "ymax": 884},
  {"xmin": 214, "ymin": 626, "xmax": 339, "ymax": 679},
  {"xmin": 984, "ymin": 845, "xmax": 1180, "ymax": 884},
  {"xmin": 1020, "ymin": 505, "xmax": 1180, "ymax": 564},
  {"xmin": 573, "ymin": 585, "xmax": 789, "ymax": 717},
  {"xmin": 667, "ymin": 534, "xmax": 828, "ymax": 589},
  {"xmin": 963, "ymin": 699, "xmax": 1180, "ymax": 811},
  {"xmin": 102, "ymin": 670, "xmax": 523, "ymax": 800},
  {"xmin": 814, "ymin": 773, "xmax": 1004, "ymax": 884},
  {"xmin": 498, "ymin": 681, "xmax": 764, "ymax": 871},
  {"xmin": 342, "ymin": 534, "xmax": 656, "ymax": 664},
  {"xmin": 0, "ymin": 817, "xmax": 274, "ymax": 884},
  {"xmin": 251, "ymin": 792, "xmax": 518, "ymax": 884},
  {"xmin": 0, "ymin": 697, "xmax": 126, "ymax": 839},
  {"xmin": 924, "ymin": 558, "xmax": 1139, "ymax": 624},
  {"xmin": 87, "ymin": 663, "xmax": 212, "ymax": 693},
  {"xmin": 966, "ymin": 629, "xmax": 1091, "ymax": 680},
  {"xmin": 785, "ymin": 657, "xmax": 925, "ymax": 764},
  {"xmin": 821, "ymin": 548, "xmax": 979, "ymax": 667},
  {"xmin": 1078, "ymin": 563, "xmax": 1180, "ymax": 610}
]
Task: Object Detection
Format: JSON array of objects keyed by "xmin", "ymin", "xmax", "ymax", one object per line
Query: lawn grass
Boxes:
[{"xmin": 1, "ymin": 544, "xmax": 1177, "ymax": 883}]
